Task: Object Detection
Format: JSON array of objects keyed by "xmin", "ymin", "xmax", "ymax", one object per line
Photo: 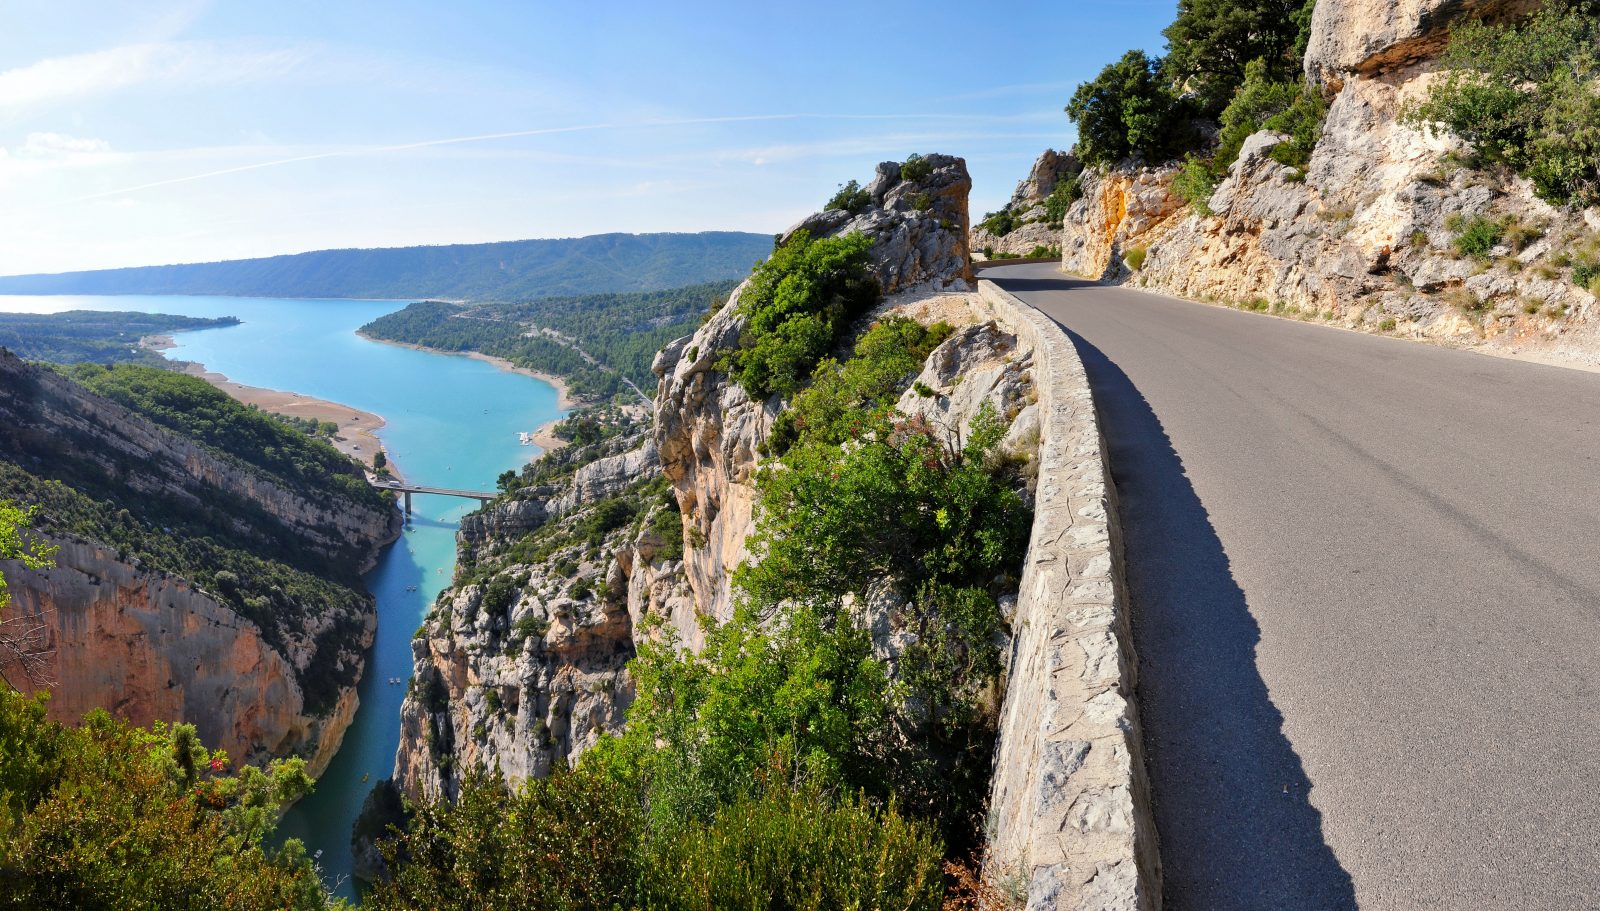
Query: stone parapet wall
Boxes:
[{"xmin": 977, "ymin": 280, "xmax": 1160, "ymax": 910}]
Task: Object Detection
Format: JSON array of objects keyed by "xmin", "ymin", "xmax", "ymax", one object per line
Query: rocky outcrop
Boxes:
[
  {"xmin": 0, "ymin": 350, "xmax": 396, "ymax": 773},
  {"xmin": 656, "ymin": 154, "xmax": 978, "ymax": 628},
  {"xmin": 0, "ymin": 536, "xmax": 353, "ymax": 773},
  {"xmin": 1304, "ymin": 0, "xmax": 1542, "ymax": 86},
  {"xmin": 782, "ymin": 154, "xmax": 974, "ymax": 294},
  {"xmin": 973, "ymin": 149, "xmax": 1083, "ymax": 259},
  {"xmin": 1056, "ymin": 2, "xmax": 1600, "ymax": 367}
]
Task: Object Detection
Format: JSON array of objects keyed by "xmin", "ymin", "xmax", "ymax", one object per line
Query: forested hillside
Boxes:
[
  {"xmin": 0, "ymin": 311, "xmax": 238, "ymax": 366},
  {"xmin": 0, "ymin": 232, "xmax": 772, "ymax": 301},
  {"xmin": 360, "ymin": 281, "xmax": 735, "ymax": 400}
]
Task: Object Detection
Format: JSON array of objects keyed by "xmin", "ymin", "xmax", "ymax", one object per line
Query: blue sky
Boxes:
[{"xmin": 0, "ymin": 1, "xmax": 1175, "ymax": 275}]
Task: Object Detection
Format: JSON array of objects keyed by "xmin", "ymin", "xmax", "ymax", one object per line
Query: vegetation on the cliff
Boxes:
[
  {"xmin": 1174, "ymin": 57, "xmax": 1328, "ymax": 212},
  {"xmin": 0, "ymin": 502, "xmax": 56, "ymax": 687},
  {"xmin": 1406, "ymin": 2, "xmax": 1600, "ymax": 208},
  {"xmin": 361, "ymin": 281, "xmax": 737, "ymax": 400},
  {"xmin": 0, "ymin": 310, "xmax": 238, "ymax": 367},
  {"xmin": 0, "ymin": 686, "xmax": 342, "ymax": 910},
  {"xmin": 1067, "ymin": 0, "xmax": 1322, "ymax": 175},
  {"xmin": 368, "ymin": 769, "xmax": 941, "ymax": 911},
  {"xmin": 66, "ymin": 364, "xmax": 383, "ymax": 509},
  {"xmin": 722, "ymin": 230, "xmax": 880, "ymax": 400}
]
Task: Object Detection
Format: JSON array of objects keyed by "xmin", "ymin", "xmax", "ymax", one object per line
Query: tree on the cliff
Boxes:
[
  {"xmin": 0, "ymin": 501, "xmax": 56, "ymax": 688},
  {"xmin": 1162, "ymin": 0, "xmax": 1315, "ymax": 115},
  {"xmin": 1067, "ymin": 50, "xmax": 1199, "ymax": 168}
]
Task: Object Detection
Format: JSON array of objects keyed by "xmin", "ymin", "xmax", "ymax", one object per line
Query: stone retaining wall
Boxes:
[{"xmin": 978, "ymin": 280, "xmax": 1161, "ymax": 910}]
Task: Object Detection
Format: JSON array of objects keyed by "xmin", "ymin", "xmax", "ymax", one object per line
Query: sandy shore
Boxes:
[
  {"xmin": 528, "ymin": 418, "xmax": 568, "ymax": 453},
  {"xmin": 356, "ymin": 333, "xmax": 582, "ymax": 410},
  {"xmin": 178, "ymin": 363, "xmax": 389, "ymax": 468}
]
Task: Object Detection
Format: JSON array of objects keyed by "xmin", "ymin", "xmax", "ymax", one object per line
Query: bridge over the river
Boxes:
[{"xmin": 370, "ymin": 479, "xmax": 495, "ymax": 515}]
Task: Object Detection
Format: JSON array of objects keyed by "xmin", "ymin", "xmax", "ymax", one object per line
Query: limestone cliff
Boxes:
[
  {"xmin": 1051, "ymin": 0, "xmax": 1600, "ymax": 367},
  {"xmin": 394, "ymin": 156, "xmax": 1004, "ymax": 800},
  {"xmin": 394, "ymin": 419, "xmax": 694, "ymax": 801},
  {"xmin": 0, "ymin": 351, "xmax": 397, "ymax": 773},
  {"xmin": 656, "ymin": 154, "xmax": 978, "ymax": 626}
]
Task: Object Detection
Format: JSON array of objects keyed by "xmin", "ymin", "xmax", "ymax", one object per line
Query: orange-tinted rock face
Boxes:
[{"xmin": 2, "ymin": 538, "xmax": 351, "ymax": 772}]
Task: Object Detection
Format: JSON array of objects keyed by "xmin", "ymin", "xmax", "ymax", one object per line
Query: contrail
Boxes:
[{"xmin": 69, "ymin": 112, "xmax": 1007, "ymax": 203}]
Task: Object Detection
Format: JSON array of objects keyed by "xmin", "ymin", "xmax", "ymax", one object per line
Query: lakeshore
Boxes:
[
  {"xmin": 145, "ymin": 333, "xmax": 389, "ymax": 467},
  {"xmin": 357, "ymin": 331, "xmax": 582, "ymax": 410}
]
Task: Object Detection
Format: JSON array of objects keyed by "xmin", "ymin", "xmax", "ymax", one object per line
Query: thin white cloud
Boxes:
[
  {"xmin": 0, "ymin": 40, "xmax": 308, "ymax": 111},
  {"xmin": 65, "ymin": 114, "xmax": 1055, "ymax": 204},
  {"xmin": 17, "ymin": 132, "xmax": 113, "ymax": 158}
]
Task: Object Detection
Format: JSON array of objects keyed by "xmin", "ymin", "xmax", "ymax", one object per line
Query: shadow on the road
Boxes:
[{"xmin": 1026, "ymin": 284, "xmax": 1356, "ymax": 909}]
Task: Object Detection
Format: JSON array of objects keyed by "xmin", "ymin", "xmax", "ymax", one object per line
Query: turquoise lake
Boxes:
[{"xmin": 0, "ymin": 294, "xmax": 567, "ymax": 899}]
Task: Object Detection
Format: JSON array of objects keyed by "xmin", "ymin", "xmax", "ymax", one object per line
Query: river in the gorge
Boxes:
[{"xmin": 0, "ymin": 293, "xmax": 567, "ymax": 899}]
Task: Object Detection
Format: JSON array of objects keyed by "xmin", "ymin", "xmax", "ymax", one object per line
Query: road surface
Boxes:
[{"xmin": 987, "ymin": 264, "xmax": 1600, "ymax": 910}]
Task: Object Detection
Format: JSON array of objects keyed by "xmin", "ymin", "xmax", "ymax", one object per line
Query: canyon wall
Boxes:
[{"xmin": 0, "ymin": 350, "xmax": 397, "ymax": 773}]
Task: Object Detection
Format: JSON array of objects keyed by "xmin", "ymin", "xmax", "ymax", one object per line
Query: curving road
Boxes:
[{"xmin": 987, "ymin": 263, "xmax": 1600, "ymax": 910}]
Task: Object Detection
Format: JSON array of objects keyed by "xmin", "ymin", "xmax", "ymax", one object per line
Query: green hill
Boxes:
[{"xmin": 0, "ymin": 232, "xmax": 773, "ymax": 301}]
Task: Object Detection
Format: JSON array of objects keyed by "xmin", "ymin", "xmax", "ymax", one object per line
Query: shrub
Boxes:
[
  {"xmin": 1572, "ymin": 261, "xmax": 1600, "ymax": 289},
  {"xmin": 1125, "ymin": 247, "xmax": 1149, "ymax": 271},
  {"xmin": 1406, "ymin": 4, "xmax": 1600, "ymax": 207},
  {"xmin": 900, "ymin": 153, "xmax": 934, "ymax": 182},
  {"xmin": 1377, "ymin": 318, "xmax": 1398, "ymax": 331},
  {"xmin": 721, "ymin": 231, "xmax": 880, "ymax": 400},
  {"xmin": 1067, "ymin": 50, "xmax": 1198, "ymax": 168},
  {"xmin": 978, "ymin": 207, "xmax": 1018, "ymax": 237},
  {"xmin": 1452, "ymin": 216, "xmax": 1505, "ymax": 258},
  {"xmin": 369, "ymin": 768, "xmax": 639, "ymax": 911},
  {"xmin": 0, "ymin": 688, "xmax": 334, "ymax": 910},
  {"xmin": 1174, "ymin": 154, "xmax": 1220, "ymax": 215},
  {"xmin": 640, "ymin": 783, "xmax": 943, "ymax": 911},
  {"xmin": 1042, "ymin": 175, "xmax": 1082, "ymax": 226},
  {"xmin": 825, "ymin": 179, "xmax": 872, "ymax": 214},
  {"xmin": 909, "ymin": 191, "xmax": 933, "ymax": 212}
]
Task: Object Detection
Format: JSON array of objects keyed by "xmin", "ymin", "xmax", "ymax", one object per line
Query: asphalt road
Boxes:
[{"xmin": 987, "ymin": 263, "xmax": 1600, "ymax": 910}]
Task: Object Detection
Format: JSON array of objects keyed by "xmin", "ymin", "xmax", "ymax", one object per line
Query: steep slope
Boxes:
[
  {"xmin": 0, "ymin": 354, "xmax": 398, "ymax": 773},
  {"xmin": 0, "ymin": 232, "xmax": 774, "ymax": 301},
  {"xmin": 393, "ymin": 155, "xmax": 1007, "ymax": 801},
  {"xmin": 1053, "ymin": 0, "xmax": 1600, "ymax": 366}
]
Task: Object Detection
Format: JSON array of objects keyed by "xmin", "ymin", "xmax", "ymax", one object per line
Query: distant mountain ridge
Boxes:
[{"xmin": 0, "ymin": 231, "xmax": 775, "ymax": 301}]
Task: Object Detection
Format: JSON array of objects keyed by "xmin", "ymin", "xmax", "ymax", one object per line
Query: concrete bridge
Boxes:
[{"xmin": 370, "ymin": 479, "xmax": 495, "ymax": 515}]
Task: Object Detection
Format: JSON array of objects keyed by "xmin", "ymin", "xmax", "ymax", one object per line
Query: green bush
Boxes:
[
  {"xmin": 1067, "ymin": 50, "xmax": 1199, "ymax": 168},
  {"xmin": 1174, "ymin": 154, "xmax": 1220, "ymax": 215},
  {"xmin": 900, "ymin": 153, "xmax": 934, "ymax": 182},
  {"xmin": 0, "ymin": 688, "xmax": 336, "ymax": 911},
  {"xmin": 978, "ymin": 207, "xmax": 1018, "ymax": 237},
  {"xmin": 1042, "ymin": 175, "xmax": 1082, "ymax": 226},
  {"xmin": 370, "ymin": 768, "xmax": 942, "ymax": 911},
  {"xmin": 370, "ymin": 768, "xmax": 639, "ymax": 911},
  {"xmin": 640, "ymin": 783, "xmax": 943, "ymax": 911},
  {"xmin": 1407, "ymin": 4, "xmax": 1600, "ymax": 207},
  {"xmin": 722, "ymin": 231, "xmax": 880, "ymax": 400},
  {"xmin": 1125, "ymin": 247, "xmax": 1149, "ymax": 271},
  {"xmin": 825, "ymin": 179, "xmax": 872, "ymax": 214},
  {"xmin": 1451, "ymin": 216, "xmax": 1505, "ymax": 258}
]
